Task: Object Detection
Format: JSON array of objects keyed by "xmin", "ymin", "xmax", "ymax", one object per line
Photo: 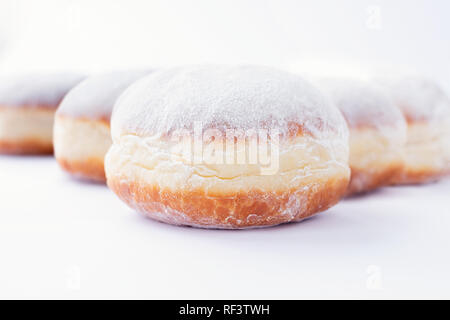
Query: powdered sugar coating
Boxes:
[
  {"xmin": 317, "ymin": 78, "xmax": 407, "ymax": 131},
  {"xmin": 375, "ymin": 76, "xmax": 450, "ymax": 122},
  {"xmin": 57, "ymin": 70, "xmax": 151, "ymax": 121},
  {"xmin": 0, "ymin": 73, "xmax": 84, "ymax": 108},
  {"xmin": 112, "ymin": 65, "xmax": 348, "ymax": 141}
]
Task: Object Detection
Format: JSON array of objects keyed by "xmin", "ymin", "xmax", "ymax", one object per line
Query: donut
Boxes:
[
  {"xmin": 318, "ymin": 78, "xmax": 407, "ymax": 195},
  {"xmin": 439, "ymin": 91, "xmax": 450, "ymax": 175},
  {"xmin": 0, "ymin": 74, "xmax": 84, "ymax": 154},
  {"xmin": 377, "ymin": 76, "xmax": 450, "ymax": 184},
  {"xmin": 54, "ymin": 71, "xmax": 150, "ymax": 182},
  {"xmin": 105, "ymin": 65, "xmax": 350, "ymax": 229},
  {"xmin": 445, "ymin": 113, "xmax": 450, "ymax": 175}
]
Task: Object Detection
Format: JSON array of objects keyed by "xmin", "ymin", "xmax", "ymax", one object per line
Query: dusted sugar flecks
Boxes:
[
  {"xmin": 57, "ymin": 70, "xmax": 151, "ymax": 121},
  {"xmin": 0, "ymin": 73, "xmax": 84, "ymax": 108}
]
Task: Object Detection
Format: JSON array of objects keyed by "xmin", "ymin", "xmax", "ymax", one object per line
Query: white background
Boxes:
[
  {"xmin": 1, "ymin": 0, "xmax": 450, "ymax": 88},
  {"xmin": 0, "ymin": 0, "xmax": 449, "ymax": 299}
]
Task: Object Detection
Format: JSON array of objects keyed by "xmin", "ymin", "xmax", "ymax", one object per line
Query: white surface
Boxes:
[{"xmin": 0, "ymin": 155, "xmax": 449, "ymax": 299}]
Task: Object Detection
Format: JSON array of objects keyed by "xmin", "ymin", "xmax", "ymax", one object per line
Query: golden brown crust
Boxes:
[
  {"xmin": 347, "ymin": 162, "xmax": 403, "ymax": 196},
  {"xmin": 107, "ymin": 174, "xmax": 349, "ymax": 229},
  {"xmin": 0, "ymin": 139, "xmax": 53, "ymax": 155},
  {"xmin": 57, "ymin": 157, "xmax": 106, "ymax": 182},
  {"xmin": 56, "ymin": 113, "xmax": 111, "ymax": 125},
  {"xmin": 391, "ymin": 167, "xmax": 444, "ymax": 185},
  {"xmin": 0, "ymin": 105, "xmax": 56, "ymax": 154},
  {"xmin": 153, "ymin": 121, "xmax": 338, "ymax": 142},
  {"xmin": 404, "ymin": 117, "xmax": 435, "ymax": 126},
  {"xmin": 0, "ymin": 104, "xmax": 59, "ymax": 111}
]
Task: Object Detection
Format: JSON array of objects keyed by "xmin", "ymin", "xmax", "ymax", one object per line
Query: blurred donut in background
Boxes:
[
  {"xmin": 0, "ymin": 74, "xmax": 84, "ymax": 155},
  {"xmin": 376, "ymin": 76, "xmax": 450, "ymax": 184},
  {"xmin": 319, "ymin": 78, "xmax": 407, "ymax": 195},
  {"xmin": 54, "ymin": 70, "xmax": 151, "ymax": 182}
]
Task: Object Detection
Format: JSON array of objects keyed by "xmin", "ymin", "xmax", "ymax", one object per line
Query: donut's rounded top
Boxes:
[
  {"xmin": 0, "ymin": 73, "xmax": 84, "ymax": 108},
  {"xmin": 375, "ymin": 76, "xmax": 450, "ymax": 123},
  {"xmin": 57, "ymin": 70, "xmax": 151, "ymax": 121},
  {"xmin": 318, "ymin": 78, "xmax": 407, "ymax": 130},
  {"xmin": 112, "ymin": 65, "xmax": 348, "ymax": 141}
]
